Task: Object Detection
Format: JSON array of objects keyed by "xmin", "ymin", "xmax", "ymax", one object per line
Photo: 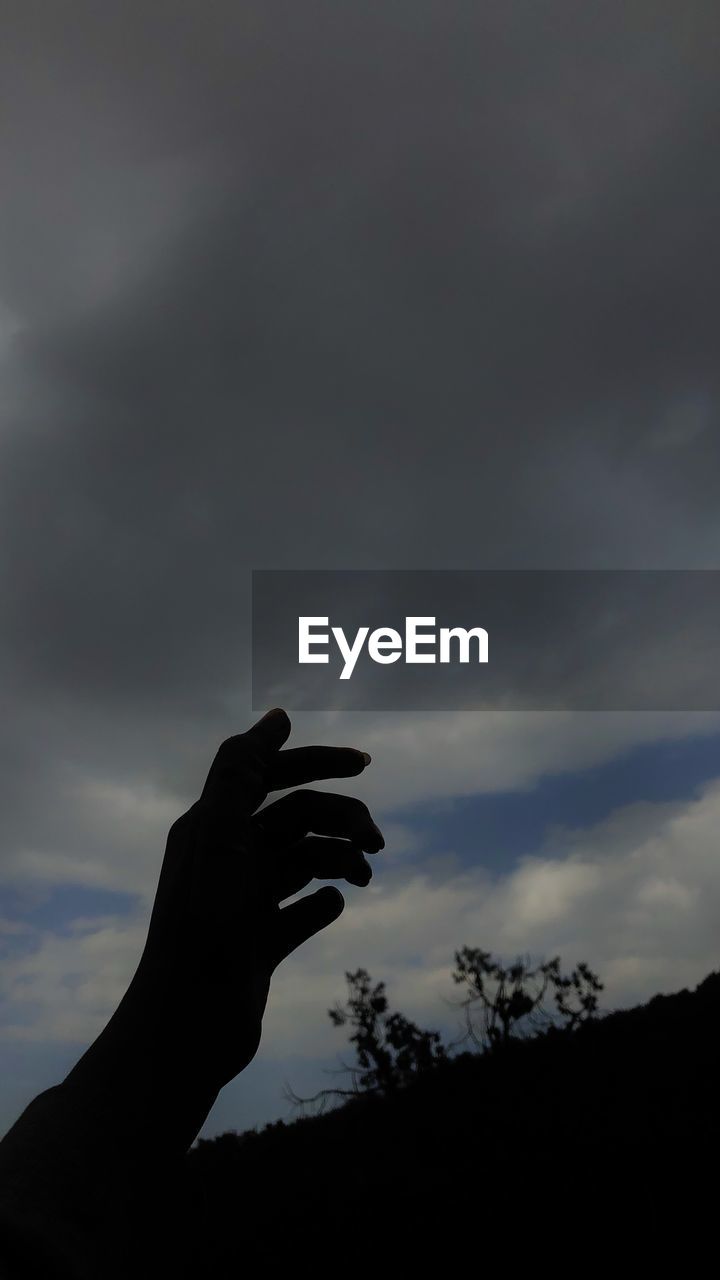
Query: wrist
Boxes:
[{"xmin": 63, "ymin": 974, "xmax": 220, "ymax": 1156}]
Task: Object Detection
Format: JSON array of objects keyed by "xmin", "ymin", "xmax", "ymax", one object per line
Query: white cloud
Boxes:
[
  {"xmin": 5, "ymin": 770, "xmax": 720, "ymax": 1068},
  {"xmin": 250, "ymin": 772, "xmax": 720, "ymax": 1057},
  {"xmin": 0, "ymin": 771, "xmax": 182, "ymax": 899},
  {"xmin": 0, "ymin": 915, "xmax": 147, "ymax": 1044},
  {"xmin": 297, "ymin": 709, "xmax": 720, "ymax": 810},
  {"xmin": 3, "ymin": 709, "xmax": 718, "ymax": 902}
]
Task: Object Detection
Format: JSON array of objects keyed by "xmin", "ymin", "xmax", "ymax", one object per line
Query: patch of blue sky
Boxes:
[
  {"xmin": 387, "ymin": 730, "xmax": 720, "ymax": 874},
  {"xmin": 1, "ymin": 885, "xmax": 139, "ymax": 934}
]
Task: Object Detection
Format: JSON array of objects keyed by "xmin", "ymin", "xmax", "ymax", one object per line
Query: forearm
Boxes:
[
  {"xmin": 0, "ymin": 978, "xmax": 218, "ymax": 1277},
  {"xmin": 0, "ymin": 711, "xmax": 374, "ymax": 1275},
  {"xmin": 61, "ymin": 971, "xmax": 220, "ymax": 1158}
]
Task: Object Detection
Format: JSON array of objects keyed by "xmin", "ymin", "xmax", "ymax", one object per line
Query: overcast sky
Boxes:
[{"xmin": 1, "ymin": 1, "xmax": 719, "ymax": 1138}]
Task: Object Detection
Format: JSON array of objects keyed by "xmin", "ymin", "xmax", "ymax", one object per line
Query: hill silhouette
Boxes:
[{"xmin": 173, "ymin": 969, "xmax": 720, "ymax": 1269}]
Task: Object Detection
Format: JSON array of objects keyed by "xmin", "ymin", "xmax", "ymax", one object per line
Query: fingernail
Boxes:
[{"xmin": 361, "ymin": 752, "xmax": 372, "ymax": 765}]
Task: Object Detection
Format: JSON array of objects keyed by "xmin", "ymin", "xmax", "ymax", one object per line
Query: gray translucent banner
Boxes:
[{"xmin": 251, "ymin": 570, "xmax": 720, "ymax": 711}]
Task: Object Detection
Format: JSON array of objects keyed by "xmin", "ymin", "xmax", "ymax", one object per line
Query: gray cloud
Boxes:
[{"xmin": 1, "ymin": 4, "xmax": 718, "ymax": 721}]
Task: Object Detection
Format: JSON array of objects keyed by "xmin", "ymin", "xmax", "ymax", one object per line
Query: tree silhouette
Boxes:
[
  {"xmin": 450, "ymin": 947, "xmax": 603, "ymax": 1051},
  {"xmin": 551, "ymin": 959, "xmax": 604, "ymax": 1030},
  {"xmin": 285, "ymin": 968, "xmax": 446, "ymax": 1109},
  {"xmin": 286, "ymin": 951, "xmax": 604, "ymax": 1112},
  {"xmin": 328, "ymin": 968, "xmax": 447, "ymax": 1093}
]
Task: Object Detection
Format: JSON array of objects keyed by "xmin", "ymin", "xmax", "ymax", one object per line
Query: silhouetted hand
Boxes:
[
  {"xmin": 0, "ymin": 709, "xmax": 383, "ymax": 1276},
  {"xmin": 125, "ymin": 706, "xmax": 383, "ymax": 1093},
  {"xmin": 60, "ymin": 707, "xmax": 383, "ymax": 1142}
]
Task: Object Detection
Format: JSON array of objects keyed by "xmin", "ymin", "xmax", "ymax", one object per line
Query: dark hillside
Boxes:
[{"xmin": 173, "ymin": 971, "xmax": 720, "ymax": 1269}]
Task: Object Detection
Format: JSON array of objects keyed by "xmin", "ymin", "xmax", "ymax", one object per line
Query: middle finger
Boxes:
[{"xmin": 256, "ymin": 789, "xmax": 385, "ymax": 853}]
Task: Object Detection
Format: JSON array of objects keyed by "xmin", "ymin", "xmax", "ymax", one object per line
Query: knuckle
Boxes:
[{"xmin": 215, "ymin": 735, "xmax": 246, "ymax": 765}]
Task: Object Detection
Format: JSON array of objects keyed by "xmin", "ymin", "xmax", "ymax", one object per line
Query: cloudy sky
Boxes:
[{"xmin": 1, "ymin": 0, "xmax": 719, "ymax": 1138}]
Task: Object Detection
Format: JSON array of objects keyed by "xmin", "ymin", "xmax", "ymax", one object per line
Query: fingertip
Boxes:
[
  {"xmin": 265, "ymin": 707, "xmax": 291, "ymax": 732},
  {"xmin": 350, "ymin": 850, "xmax": 373, "ymax": 887},
  {"xmin": 321, "ymin": 884, "xmax": 345, "ymax": 917},
  {"xmin": 250, "ymin": 707, "xmax": 291, "ymax": 751},
  {"xmin": 345, "ymin": 747, "xmax": 371, "ymax": 773},
  {"xmin": 364, "ymin": 822, "xmax": 385, "ymax": 853},
  {"xmin": 347, "ymin": 749, "xmax": 371, "ymax": 776}
]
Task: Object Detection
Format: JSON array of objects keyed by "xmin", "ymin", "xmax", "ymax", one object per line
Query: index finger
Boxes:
[{"xmin": 267, "ymin": 746, "xmax": 371, "ymax": 791}]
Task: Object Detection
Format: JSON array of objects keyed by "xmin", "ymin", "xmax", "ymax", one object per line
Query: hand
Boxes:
[
  {"xmin": 0, "ymin": 709, "xmax": 383, "ymax": 1203},
  {"xmin": 122, "ymin": 708, "xmax": 384, "ymax": 1096}
]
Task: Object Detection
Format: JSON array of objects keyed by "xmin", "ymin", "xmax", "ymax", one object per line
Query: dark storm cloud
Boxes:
[{"xmin": 0, "ymin": 1, "xmax": 718, "ymax": 809}]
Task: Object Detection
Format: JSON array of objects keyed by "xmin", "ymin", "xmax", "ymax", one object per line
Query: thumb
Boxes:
[{"xmin": 270, "ymin": 886, "xmax": 345, "ymax": 969}]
